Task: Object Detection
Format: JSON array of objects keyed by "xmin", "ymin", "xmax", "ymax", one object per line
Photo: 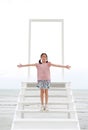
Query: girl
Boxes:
[{"xmin": 17, "ymin": 53, "xmax": 71, "ymax": 111}]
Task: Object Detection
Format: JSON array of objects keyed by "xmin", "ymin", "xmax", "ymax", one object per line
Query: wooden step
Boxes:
[
  {"xmin": 22, "ymin": 82, "xmax": 69, "ymax": 88},
  {"xmin": 12, "ymin": 118, "xmax": 79, "ymax": 130},
  {"xmin": 16, "ymin": 109, "xmax": 76, "ymax": 113},
  {"xmin": 18, "ymin": 101, "xmax": 74, "ymax": 105},
  {"xmin": 18, "ymin": 99, "xmax": 73, "ymax": 104},
  {"xmin": 20, "ymin": 90, "xmax": 68, "ymax": 96},
  {"xmin": 12, "ymin": 129, "xmax": 79, "ymax": 130},
  {"xmin": 16, "ymin": 109, "xmax": 76, "ymax": 119},
  {"xmin": 19, "ymin": 94, "xmax": 68, "ymax": 97},
  {"xmin": 22, "ymin": 88, "xmax": 67, "ymax": 91}
]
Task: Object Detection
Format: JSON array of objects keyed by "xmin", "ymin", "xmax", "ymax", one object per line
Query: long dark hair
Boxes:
[{"xmin": 39, "ymin": 53, "xmax": 48, "ymax": 64}]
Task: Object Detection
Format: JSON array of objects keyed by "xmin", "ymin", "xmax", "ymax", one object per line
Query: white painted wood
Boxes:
[
  {"xmin": 12, "ymin": 118, "xmax": 79, "ymax": 130},
  {"xmin": 12, "ymin": 129, "xmax": 78, "ymax": 130},
  {"xmin": 28, "ymin": 19, "xmax": 64, "ymax": 80},
  {"xmin": 11, "ymin": 82, "xmax": 80, "ymax": 130},
  {"xmin": 21, "ymin": 82, "xmax": 69, "ymax": 87},
  {"xmin": 18, "ymin": 101, "xmax": 74, "ymax": 104}
]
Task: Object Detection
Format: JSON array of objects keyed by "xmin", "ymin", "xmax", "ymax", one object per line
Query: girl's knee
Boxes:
[
  {"xmin": 41, "ymin": 89, "xmax": 44, "ymax": 94},
  {"xmin": 45, "ymin": 89, "xmax": 48, "ymax": 95}
]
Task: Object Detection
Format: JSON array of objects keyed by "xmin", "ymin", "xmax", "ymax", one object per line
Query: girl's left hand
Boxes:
[{"xmin": 66, "ymin": 65, "xmax": 71, "ymax": 69}]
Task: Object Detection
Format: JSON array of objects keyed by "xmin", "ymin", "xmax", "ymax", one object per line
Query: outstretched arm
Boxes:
[
  {"xmin": 17, "ymin": 63, "xmax": 36, "ymax": 68},
  {"xmin": 51, "ymin": 63, "xmax": 71, "ymax": 69}
]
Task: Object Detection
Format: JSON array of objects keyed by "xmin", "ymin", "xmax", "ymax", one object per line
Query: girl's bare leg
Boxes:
[
  {"xmin": 45, "ymin": 89, "xmax": 48, "ymax": 105},
  {"xmin": 40, "ymin": 89, "xmax": 44, "ymax": 105}
]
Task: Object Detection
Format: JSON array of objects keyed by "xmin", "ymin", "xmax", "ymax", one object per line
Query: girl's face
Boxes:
[{"xmin": 41, "ymin": 54, "xmax": 47, "ymax": 63}]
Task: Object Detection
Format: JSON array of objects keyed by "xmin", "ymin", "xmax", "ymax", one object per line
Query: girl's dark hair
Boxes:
[{"xmin": 39, "ymin": 53, "xmax": 48, "ymax": 64}]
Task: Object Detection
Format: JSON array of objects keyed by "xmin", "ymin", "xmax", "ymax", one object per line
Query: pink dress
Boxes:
[{"xmin": 35, "ymin": 62, "xmax": 51, "ymax": 89}]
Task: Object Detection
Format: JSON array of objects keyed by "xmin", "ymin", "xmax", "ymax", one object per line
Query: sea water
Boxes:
[{"xmin": 0, "ymin": 89, "xmax": 88, "ymax": 130}]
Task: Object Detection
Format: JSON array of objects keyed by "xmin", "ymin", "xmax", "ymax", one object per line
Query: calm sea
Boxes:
[{"xmin": 0, "ymin": 89, "xmax": 88, "ymax": 130}]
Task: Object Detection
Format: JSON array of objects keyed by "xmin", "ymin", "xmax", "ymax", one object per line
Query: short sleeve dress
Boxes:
[{"xmin": 35, "ymin": 62, "xmax": 51, "ymax": 89}]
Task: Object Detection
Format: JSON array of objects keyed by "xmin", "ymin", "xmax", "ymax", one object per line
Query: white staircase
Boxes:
[{"xmin": 11, "ymin": 82, "xmax": 80, "ymax": 130}]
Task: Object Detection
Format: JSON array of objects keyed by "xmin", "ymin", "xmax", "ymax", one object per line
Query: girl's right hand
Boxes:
[{"xmin": 17, "ymin": 64, "xmax": 23, "ymax": 68}]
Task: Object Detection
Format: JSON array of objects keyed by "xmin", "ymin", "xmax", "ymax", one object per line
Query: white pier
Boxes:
[{"xmin": 11, "ymin": 82, "xmax": 80, "ymax": 130}]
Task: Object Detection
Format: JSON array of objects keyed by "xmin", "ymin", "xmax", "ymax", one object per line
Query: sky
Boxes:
[{"xmin": 0, "ymin": 0, "xmax": 88, "ymax": 89}]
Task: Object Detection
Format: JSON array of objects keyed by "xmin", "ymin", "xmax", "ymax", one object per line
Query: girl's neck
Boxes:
[
  {"xmin": 42, "ymin": 62, "xmax": 46, "ymax": 63},
  {"xmin": 42, "ymin": 61, "xmax": 46, "ymax": 63}
]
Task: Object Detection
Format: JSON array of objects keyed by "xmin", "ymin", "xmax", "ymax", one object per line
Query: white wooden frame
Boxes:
[{"xmin": 28, "ymin": 19, "xmax": 64, "ymax": 80}]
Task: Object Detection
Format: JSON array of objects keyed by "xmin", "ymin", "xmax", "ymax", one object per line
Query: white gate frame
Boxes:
[{"xmin": 28, "ymin": 19, "xmax": 64, "ymax": 80}]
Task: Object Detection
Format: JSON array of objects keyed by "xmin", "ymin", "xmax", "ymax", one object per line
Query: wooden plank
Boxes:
[
  {"xmin": 16, "ymin": 109, "xmax": 77, "ymax": 113},
  {"xmin": 12, "ymin": 118, "xmax": 79, "ymax": 129},
  {"xmin": 18, "ymin": 101, "xmax": 74, "ymax": 105}
]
